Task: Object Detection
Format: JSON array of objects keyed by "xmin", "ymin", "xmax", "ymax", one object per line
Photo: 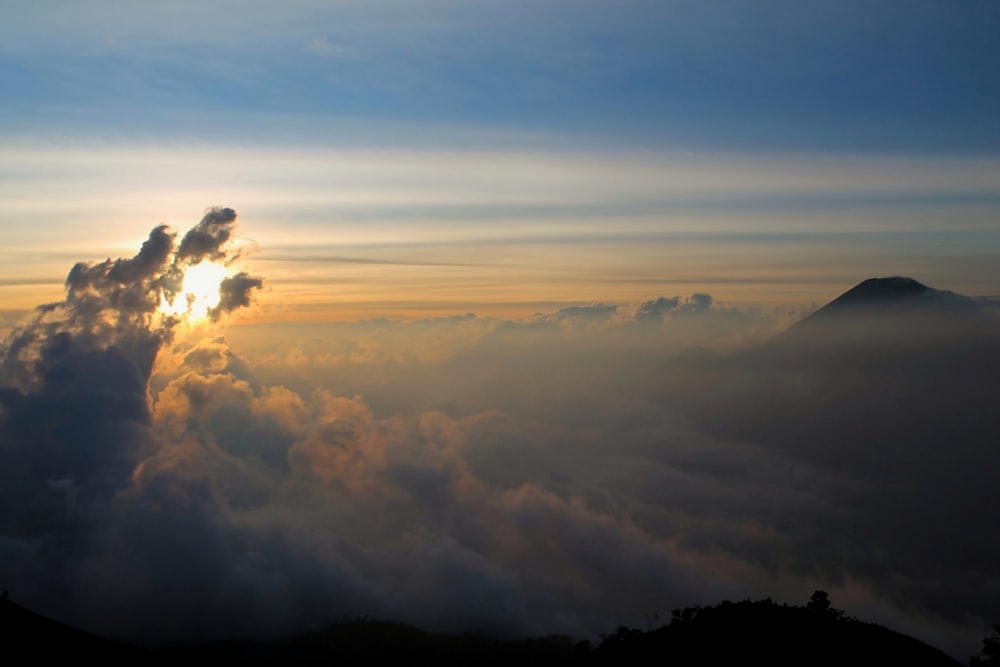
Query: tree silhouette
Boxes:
[
  {"xmin": 807, "ymin": 590, "xmax": 845, "ymax": 619},
  {"xmin": 972, "ymin": 624, "xmax": 1000, "ymax": 666},
  {"xmin": 807, "ymin": 590, "xmax": 831, "ymax": 614}
]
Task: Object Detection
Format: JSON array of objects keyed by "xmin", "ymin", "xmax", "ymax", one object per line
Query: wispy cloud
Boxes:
[{"xmin": 3, "ymin": 142, "xmax": 998, "ymax": 318}]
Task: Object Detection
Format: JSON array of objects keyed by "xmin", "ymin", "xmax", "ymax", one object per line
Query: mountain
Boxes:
[
  {"xmin": 766, "ymin": 276, "xmax": 991, "ymax": 351},
  {"xmin": 801, "ymin": 276, "xmax": 976, "ymax": 316},
  {"xmin": 665, "ymin": 276, "xmax": 1000, "ymax": 472},
  {"xmin": 648, "ymin": 277, "xmax": 1000, "ymax": 660}
]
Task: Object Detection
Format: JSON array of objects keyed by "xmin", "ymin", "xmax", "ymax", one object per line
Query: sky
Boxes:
[
  {"xmin": 3, "ymin": 0, "xmax": 1000, "ymax": 322},
  {"xmin": 1, "ymin": 0, "xmax": 1000, "ymax": 661}
]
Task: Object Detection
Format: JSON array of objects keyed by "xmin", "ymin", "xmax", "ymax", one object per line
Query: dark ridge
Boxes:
[
  {"xmin": 0, "ymin": 597, "xmax": 152, "ymax": 664},
  {"xmin": 588, "ymin": 597, "xmax": 963, "ymax": 666},
  {"xmin": 792, "ymin": 275, "xmax": 979, "ymax": 325},
  {"xmin": 50, "ymin": 616, "xmax": 585, "ymax": 667},
  {"xmin": 1, "ymin": 593, "xmax": 971, "ymax": 666}
]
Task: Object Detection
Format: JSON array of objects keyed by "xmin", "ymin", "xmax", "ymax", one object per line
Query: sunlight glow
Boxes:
[{"xmin": 159, "ymin": 261, "xmax": 229, "ymax": 322}]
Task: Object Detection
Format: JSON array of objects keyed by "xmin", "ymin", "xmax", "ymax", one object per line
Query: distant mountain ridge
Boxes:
[
  {"xmin": 681, "ymin": 275, "xmax": 1000, "ymax": 463},
  {"xmin": 821, "ymin": 276, "xmax": 957, "ymax": 308},
  {"xmin": 770, "ymin": 276, "xmax": 988, "ymax": 348}
]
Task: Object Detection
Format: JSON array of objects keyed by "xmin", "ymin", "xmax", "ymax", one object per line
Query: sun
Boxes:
[{"xmin": 159, "ymin": 261, "xmax": 229, "ymax": 322}]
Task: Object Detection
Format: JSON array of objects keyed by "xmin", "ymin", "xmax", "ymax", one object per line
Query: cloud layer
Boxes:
[{"xmin": 1, "ymin": 216, "xmax": 996, "ymax": 660}]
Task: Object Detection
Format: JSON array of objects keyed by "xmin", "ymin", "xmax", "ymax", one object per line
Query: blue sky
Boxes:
[{"xmin": 4, "ymin": 0, "xmax": 999, "ymax": 149}]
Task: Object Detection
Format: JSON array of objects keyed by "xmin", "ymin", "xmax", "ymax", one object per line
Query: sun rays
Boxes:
[{"xmin": 158, "ymin": 260, "xmax": 230, "ymax": 323}]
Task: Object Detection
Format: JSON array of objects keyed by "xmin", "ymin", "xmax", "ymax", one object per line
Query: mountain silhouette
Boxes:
[
  {"xmin": 649, "ymin": 276, "xmax": 1000, "ymax": 658},
  {"xmin": 805, "ymin": 276, "xmax": 974, "ymax": 313},
  {"xmin": 766, "ymin": 276, "xmax": 989, "ymax": 351},
  {"xmin": 662, "ymin": 276, "xmax": 1000, "ymax": 470}
]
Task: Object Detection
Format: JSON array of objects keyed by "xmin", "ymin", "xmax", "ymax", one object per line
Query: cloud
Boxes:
[
  {"xmin": 107, "ymin": 224, "xmax": 175, "ymax": 284},
  {"xmin": 0, "ymin": 221, "xmax": 996, "ymax": 660},
  {"xmin": 680, "ymin": 292, "xmax": 712, "ymax": 312},
  {"xmin": 210, "ymin": 272, "xmax": 264, "ymax": 321},
  {"xmin": 176, "ymin": 206, "xmax": 238, "ymax": 263},
  {"xmin": 0, "ymin": 207, "xmax": 261, "ymax": 623},
  {"xmin": 634, "ymin": 296, "xmax": 680, "ymax": 321}
]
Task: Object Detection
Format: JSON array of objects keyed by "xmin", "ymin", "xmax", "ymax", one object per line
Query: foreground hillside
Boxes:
[
  {"xmin": 1, "ymin": 593, "xmax": 967, "ymax": 665},
  {"xmin": 589, "ymin": 595, "xmax": 963, "ymax": 666},
  {"xmin": 0, "ymin": 596, "xmax": 152, "ymax": 663}
]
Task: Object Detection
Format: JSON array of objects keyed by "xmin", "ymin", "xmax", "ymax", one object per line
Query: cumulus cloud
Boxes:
[
  {"xmin": 0, "ymin": 207, "xmax": 261, "ymax": 627},
  {"xmin": 681, "ymin": 292, "xmax": 713, "ymax": 312},
  {"xmin": 0, "ymin": 219, "xmax": 995, "ymax": 661},
  {"xmin": 209, "ymin": 272, "xmax": 264, "ymax": 321},
  {"xmin": 634, "ymin": 296, "xmax": 680, "ymax": 322},
  {"xmin": 176, "ymin": 206, "xmax": 238, "ymax": 263}
]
